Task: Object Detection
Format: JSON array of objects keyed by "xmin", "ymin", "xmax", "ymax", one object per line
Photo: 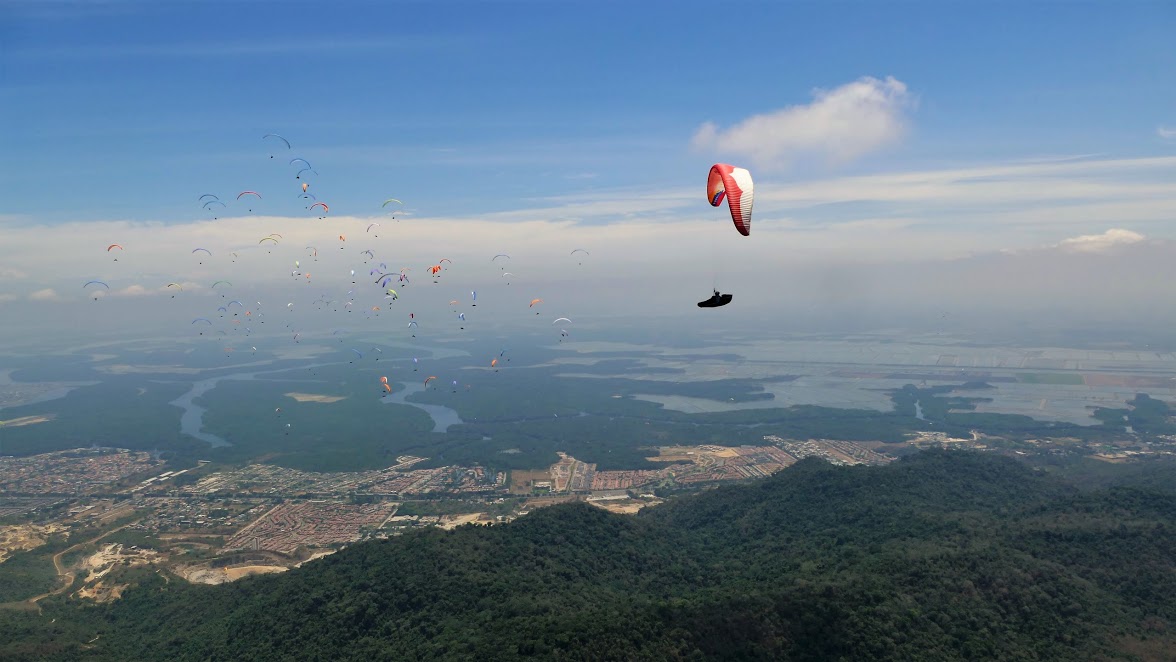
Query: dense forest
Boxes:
[{"xmin": 4, "ymin": 450, "xmax": 1176, "ymax": 660}]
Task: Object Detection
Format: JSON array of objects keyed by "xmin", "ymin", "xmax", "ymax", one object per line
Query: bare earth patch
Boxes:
[
  {"xmin": 98, "ymin": 364, "xmax": 204, "ymax": 375},
  {"xmin": 284, "ymin": 392, "xmax": 347, "ymax": 403},
  {"xmin": 0, "ymin": 524, "xmax": 58, "ymax": 562},
  {"xmin": 438, "ymin": 513, "xmax": 488, "ymax": 530},
  {"xmin": 589, "ymin": 500, "xmax": 652, "ymax": 515},
  {"xmin": 176, "ymin": 564, "xmax": 289, "ymax": 584},
  {"xmin": 0, "ymin": 415, "xmax": 54, "ymax": 428},
  {"xmin": 223, "ymin": 565, "xmax": 288, "ymax": 581},
  {"xmin": 76, "ymin": 580, "xmax": 127, "ymax": 603}
]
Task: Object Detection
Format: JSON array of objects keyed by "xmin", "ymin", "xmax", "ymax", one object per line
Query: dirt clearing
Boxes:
[{"xmin": 285, "ymin": 392, "xmax": 347, "ymax": 403}]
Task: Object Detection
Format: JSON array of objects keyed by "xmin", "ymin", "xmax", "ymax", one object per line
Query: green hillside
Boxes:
[{"xmin": 4, "ymin": 450, "xmax": 1176, "ymax": 661}]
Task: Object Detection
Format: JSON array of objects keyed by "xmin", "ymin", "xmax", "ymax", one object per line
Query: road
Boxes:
[{"xmin": 0, "ymin": 520, "xmax": 139, "ymax": 613}]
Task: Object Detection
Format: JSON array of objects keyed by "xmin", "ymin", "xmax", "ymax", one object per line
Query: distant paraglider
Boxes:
[
  {"xmin": 83, "ymin": 280, "xmax": 109, "ymax": 300},
  {"xmin": 263, "ymin": 134, "xmax": 291, "ymax": 158}
]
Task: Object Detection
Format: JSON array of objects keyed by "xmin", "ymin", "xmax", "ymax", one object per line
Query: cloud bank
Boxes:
[
  {"xmin": 692, "ymin": 76, "xmax": 913, "ymax": 169},
  {"xmin": 1056, "ymin": 228, "xmax": 1146, "ymax": 253},
  {"xmin": 1, "ymin": 152, "xmax": 1174, "ymax": 348}
]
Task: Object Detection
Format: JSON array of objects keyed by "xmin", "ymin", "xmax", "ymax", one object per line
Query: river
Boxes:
[
  {"xmin": 170, "ymin": 365, "xmax": 464, "ymax": 446},
  {"xmin": 381, "ymin": 381, "xmax": 463, "ymax": 432}
]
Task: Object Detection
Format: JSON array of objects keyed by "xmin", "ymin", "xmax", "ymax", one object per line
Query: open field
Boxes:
[{"xmin": 509, "ymin": 470, "xmax": 552, "ymax": 495}]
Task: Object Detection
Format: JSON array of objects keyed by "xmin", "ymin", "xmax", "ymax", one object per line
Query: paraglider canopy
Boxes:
[{"xmin": 707, "ymin": 164, "xmax": 754, "ymax": 236}]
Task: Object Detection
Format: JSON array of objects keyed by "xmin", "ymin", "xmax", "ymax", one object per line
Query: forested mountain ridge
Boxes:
[{"xmin": 5, "ymin": 450, "xmax": 1176, "ymax": 661}]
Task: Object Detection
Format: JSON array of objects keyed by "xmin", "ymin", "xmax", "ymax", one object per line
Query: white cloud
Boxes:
[
  {"xmin": 691, "ymin": 76, "xmax": 913, "ymax": 169},
  {"xmin": 0, "ymin": 267, "xmax": 29, "ymax": 279},
  {"xmin": 1159, "ymin": 126, "xmax": 1176, "ymax": 139},
  {"xmin": 0, "ymin": 293, "xmax": 16, "ymax": 303},
  {"xmin": 111, "ymin": 284, "xmax": 153, "ymax": 297},
  {"xmin": 0, "ymin": 153, "xmax": 1174, "ymax": 349},
  {"xmin": 1056, "ymin": 228, "xmax": 1146, "ymax": 253}
]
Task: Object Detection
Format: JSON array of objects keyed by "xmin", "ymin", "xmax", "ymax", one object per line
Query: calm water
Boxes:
[{"xmin": 382, "ymin": 381, "xmax": 463, "ymax": 432}]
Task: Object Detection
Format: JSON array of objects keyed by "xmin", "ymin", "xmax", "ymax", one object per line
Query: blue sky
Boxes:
[
  {"xmin": 2, "ymin": 1, "xmax": 1176, "ymax": 339},
  {"xmin": 4, "ymin": 1, "xmax": 1173, "ymax": 221}
]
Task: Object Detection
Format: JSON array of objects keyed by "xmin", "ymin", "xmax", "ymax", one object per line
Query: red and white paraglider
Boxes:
[
  {"xmin": 699, "ymin": 164, "xmax": 754, "ymax": 308},
  {"xmin": 707, "ymin": 163, "xmax": 754, "ymax": 236}
]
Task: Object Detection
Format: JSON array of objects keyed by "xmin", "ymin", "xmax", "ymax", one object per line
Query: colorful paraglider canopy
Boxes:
[
  {"xmin": 382, "ymin": 198, "xmax": 402, "ymax": 207},
  {"xmin": 106, "ymin": 244, "xmax": 124, "ymax": 252},
  {"xmin": 237, "ymin": 191, "xmax": 262, "ymax": 200},
  {"xmin": 707, "ymin": 163, "xmax": 754, "ymax": 236}
]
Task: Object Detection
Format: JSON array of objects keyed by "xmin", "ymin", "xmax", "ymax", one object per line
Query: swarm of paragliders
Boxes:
[{"xmin": 86, "ymin": 129, "xmax": 761, "ymax": 411}]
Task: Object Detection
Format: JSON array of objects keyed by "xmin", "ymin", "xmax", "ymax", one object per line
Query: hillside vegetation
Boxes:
[{"xmin": 3, "ymin": 450, "xmax": 1176, "ymax": 661}]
